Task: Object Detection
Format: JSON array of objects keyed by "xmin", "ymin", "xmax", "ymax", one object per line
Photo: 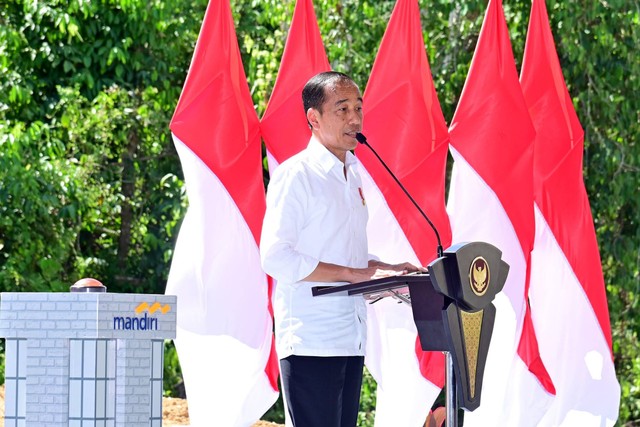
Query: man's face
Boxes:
[{"xmin": 307, "ymin": 81, "xmax": 363, "ymax": 162}]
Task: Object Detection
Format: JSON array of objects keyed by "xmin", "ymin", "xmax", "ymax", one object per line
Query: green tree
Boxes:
[{"xmin": 0, "ymin": 0, "xmax": 205, "ymax": 294}]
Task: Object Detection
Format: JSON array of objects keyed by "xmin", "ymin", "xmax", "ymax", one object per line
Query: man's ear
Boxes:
[{"xmin": 306, "ymin": 108, "xmax": 320, "ymax": 130}]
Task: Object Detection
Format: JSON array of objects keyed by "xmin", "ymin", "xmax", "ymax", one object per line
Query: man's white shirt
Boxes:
[{"xmin": 261, "ymin": 136, "xmax": 369, "ymax": 359}]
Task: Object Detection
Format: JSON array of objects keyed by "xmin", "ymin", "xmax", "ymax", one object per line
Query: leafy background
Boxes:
[{"xmin": 0, "ymin": 0, "xmax": 637, "ymax": 424}]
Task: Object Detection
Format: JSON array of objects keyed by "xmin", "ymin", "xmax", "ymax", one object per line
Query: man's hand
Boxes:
[
  {"xmin": 346, "ymin": 260, "xmax": 426, "ymax": 283},
  {"xmin": 368, "ymin": 260, "xmax": 426, "ymax": 273},
  {"xmin": 303, "ymin": 260, "xmax": 426, "ymax": 284},
  {"xmin": 348, "ymin": 266, "xmax": 406, "ymax": 283}
]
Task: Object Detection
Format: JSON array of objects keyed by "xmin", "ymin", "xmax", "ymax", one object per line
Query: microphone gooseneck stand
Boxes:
[
  {"xmin": 355, "ymin": 132, "xmax": 443, "ymax": 259},
  {"xmin": 356, "ymin": 132, "xmax": 458, "ymax": 427}
]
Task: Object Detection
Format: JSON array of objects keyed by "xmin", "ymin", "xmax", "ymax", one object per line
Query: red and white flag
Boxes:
[
  {"xmin": 519, "ymin": 0, "xmax": 620, "ymax": 424},
  {"xmin": 355, "ymin": 0, "xmax": 450, "ymax": 425},
  {"xmin": 261, "ymin": 0, "xmax": 330, "ymax": 168},
  {"xmin": 447, "ymin": 0, "xmax": 555, "ymax": 425},
  {"xmin": 259, "ymin": 3, "xmax": 328, "ymax": 423},
  {"xmin": 166, "ymin": 1, "xmax": 278, "ymax": 425}
]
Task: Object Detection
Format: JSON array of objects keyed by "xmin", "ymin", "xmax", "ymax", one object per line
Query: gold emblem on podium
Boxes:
[{"xmin": 469, "ymin": 257, "xmax": 490, "ymax": 296}]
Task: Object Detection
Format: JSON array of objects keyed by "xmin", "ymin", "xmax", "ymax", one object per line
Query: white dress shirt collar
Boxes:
[{"xmin": 307, "ymin": 135, "xmax": 358, "ymax": 174}]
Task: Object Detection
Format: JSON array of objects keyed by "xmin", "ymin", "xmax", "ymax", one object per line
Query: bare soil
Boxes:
[
  {"xmin": 0, "ymin": 385, "xmax": 283, "ymax": 427},
  {"xmin": 161, "ymin": 395, "xmax": 283, "ymax": 427}
]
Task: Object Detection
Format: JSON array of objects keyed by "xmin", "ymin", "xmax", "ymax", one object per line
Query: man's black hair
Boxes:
[{"xmin": 302, "ymin": 71, "xmax": 357, "ymax": 128}]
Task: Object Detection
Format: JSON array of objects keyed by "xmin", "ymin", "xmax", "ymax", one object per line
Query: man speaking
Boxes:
[{"xmin": 261, "ymin": 71, "xmax": 422, "ymax": 427}]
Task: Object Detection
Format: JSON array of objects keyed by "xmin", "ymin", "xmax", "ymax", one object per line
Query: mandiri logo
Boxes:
[{"xmin": 113, "ymin": 302, "xmax": 171, "ymax": 331}]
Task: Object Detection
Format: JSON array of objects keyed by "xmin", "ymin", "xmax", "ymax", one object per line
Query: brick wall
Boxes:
[{"xmin": 0, "ymin": 292, "xmax": 176, "ymax": 427}]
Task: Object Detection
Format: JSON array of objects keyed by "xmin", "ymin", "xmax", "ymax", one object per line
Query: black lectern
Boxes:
[{"xmin": 312, "ymin": 241, "xmax": 509, "ymax": 425}]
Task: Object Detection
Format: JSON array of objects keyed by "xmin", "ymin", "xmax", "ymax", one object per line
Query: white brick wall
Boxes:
[{"xmin": 0, "ymin": 292, "xmax": 176, "ymax": 427}]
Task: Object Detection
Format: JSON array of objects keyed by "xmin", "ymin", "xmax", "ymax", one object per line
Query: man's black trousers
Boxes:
[{"xmin": 280, "ymin": 355, "xmax": 365, "ymax": 427}]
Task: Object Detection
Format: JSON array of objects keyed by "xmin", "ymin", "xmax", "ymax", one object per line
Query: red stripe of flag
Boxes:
[
  {"xmin": 261, "ymin": 0, "xmax": 330, "ymax": 165},
  {"xmin": 448, "ymin": 1, "xmax": 555, "ymax": 423},
  {"xmin": 170, "ymin": 1, "xmax": 265, "ymax": 245},
  {"xmin": 167, "ymin": 0, "xmax": 278, "ymax": 426},
  {"xmin": 522, "ymin": 0, "xmax": 613, "ymax": 353},
  {"xmin": 356, "ymin": 0, "xmax": 451, "ymax": 422},
  {"xmin": 519, "ymin": 0, "xmax": 619, "ymax": 423}
]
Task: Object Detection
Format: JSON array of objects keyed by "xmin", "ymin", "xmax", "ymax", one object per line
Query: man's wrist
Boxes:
[{"xmin": 368, "ymin": 259, "xmax": 388, "ymax": 268}]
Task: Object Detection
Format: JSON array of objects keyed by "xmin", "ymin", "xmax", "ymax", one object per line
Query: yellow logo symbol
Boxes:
[
  {"xmin": 135, "ymin": 302, "xmax": 171, "ymax": 315},
  {"xmin": 469, "ymin": 257, "xmax": 490, "ymax": 297}
]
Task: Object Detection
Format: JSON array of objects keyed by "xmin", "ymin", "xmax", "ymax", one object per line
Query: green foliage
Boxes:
[
  {"xmin": 0, "ymin": 82, "xmax": 186, "ymax": 294},
  {"xmin": 0, "ymin": 0, "xmax": 638, "ymax": 423},
  {"xmin": 233, "ymin": 0, "xmax": 292, "ymax": 115},
  {"xmin": 163, "ymin": 339, "xmax": 185, "ymax": 398},
  {"xmin": 0, "ymin": 0, "xmax": 197, "ymax": 294},
  {"xmin": 358, "ymin": 367, "xmax": 378, "ymax": 426},
  {"xmin": 0, "ymin": 116, "xmax": 88, "ymax": 291},
  {"xmin": 565, "ymin": 0, "xmax": 640, "ymax": 422}
]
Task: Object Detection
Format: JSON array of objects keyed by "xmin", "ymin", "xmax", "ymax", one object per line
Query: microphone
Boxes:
[{"xmin": 356, "ymin": 132, "xmax": 444, "ymax": 258}]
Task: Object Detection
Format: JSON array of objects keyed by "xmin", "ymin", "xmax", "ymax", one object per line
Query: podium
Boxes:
[{"xmin": 312, "ymin": 242, "xmax": 509, "ymax": 425}]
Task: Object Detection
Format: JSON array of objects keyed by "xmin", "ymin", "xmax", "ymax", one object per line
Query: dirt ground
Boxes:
[
  {"xmin": 0, "ymin": 385, "xmax": 282, "ymax": 427},
  {"xmin": 162, "ymin": 395, "xmax": 283, "ymax": 427}
]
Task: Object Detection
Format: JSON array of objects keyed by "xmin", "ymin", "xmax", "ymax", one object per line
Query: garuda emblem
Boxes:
[{"xmin": 469, "ymin": 257, "xmax": 490, "ymax": 297}]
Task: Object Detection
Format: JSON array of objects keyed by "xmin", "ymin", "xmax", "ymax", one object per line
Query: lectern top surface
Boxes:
[{"xmin": 311, "ymin": 272, "xmax": 431, "ymax": 297}]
